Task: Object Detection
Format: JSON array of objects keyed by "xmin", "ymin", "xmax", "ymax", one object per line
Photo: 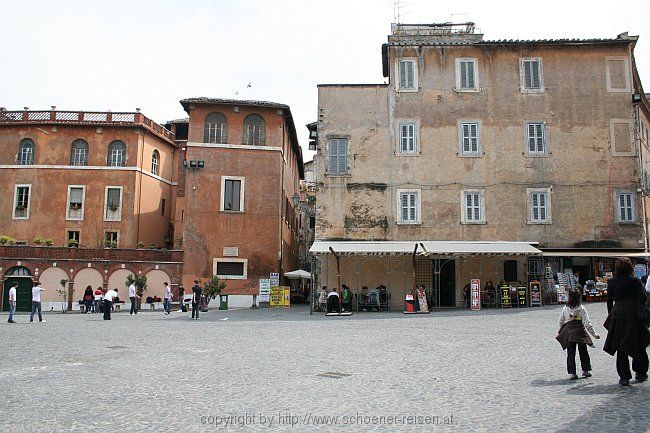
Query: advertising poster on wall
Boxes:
[
  {"xmin": 258, "ymin": 279, "xmax": 270, "ymax": 303},
  {"xmin": 471, "ymin": 279, "xmax": 481, "ymax": 311}
]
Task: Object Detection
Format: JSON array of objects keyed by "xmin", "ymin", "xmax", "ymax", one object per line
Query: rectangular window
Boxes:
[
  {"xmin": 398, "ymin": 59, "xmax": 416, "ymax": 91},
  {"xmin": 214, "ymin": 258, "xmax": 248, "ymax": 279},
  {"xmin": 463, "ymin": 191, "xmax": 483, "ymax": 223},
  {"xmin": 617, "ymin": 192, "xmax": 634, "ymax": 222},
  {"xmin": 109, "ymin": 148, "xmax": 125, "ymax": 167},
  {"xmin": 327, "ymin": 138, "xmax": 348, "ymax": 175},
  {"xmin": 456, "ymin": 58, "xmax": 478, "ymax": 90},
  {"xmin": 521, "ymin": 58, "xmax": 543, "ymax": 91},
  {"xmin": 13, "ymin": 184, "xmax": 31, "ymax": 219},
  {"xmin": 71, "ymin": 147, "xmax": 87, "ymax": 166},
  {"xmin": 67, "ymin": 186, "xmax": 85, "ymax": 220},
  {"xmin": 397, "ymin": 189, "xmax": 420, "ymax": 224},
  {"xmin": 399, "ymin": 123, "xmax": 417, "ymax": 153},
  {"xmin": 104, "ymin": 231, "xmax": 118, "ymax": 246},
  {"xmin": 18, "ymin": 146, "xmax": 34, "ymax": 165},
  {"xmin": 67, "ymin": 230, "xmax": 80, "ymax": 242},
  {"xmin": 245, "ymin": 125, "xmax": 264, "ymax": 146},
  {"xmin": 205, "ymin": 123, "xmax": 226, "ymax": 144},
  {"xmin": 530, "ymin": 192, "xmax": 549, "ymax": 223},
  {"xmin": 223, "ymin": 179, "xmax": 242, "ymax": 211},
  {"xmin": 460, "ymin": 122, "xmax": 479, "ymax": 155},
  {"xmin": 105, "ymin": 187, "xmax": 122, "ymax": 221},
  {"xmin": 527, "ymin": 123, "xmax": 546, "ymax": 155}
]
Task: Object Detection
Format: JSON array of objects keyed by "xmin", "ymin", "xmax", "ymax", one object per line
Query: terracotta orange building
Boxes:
[{"xmin": 170, "ymin": 98, "xmax": 304, "ymax": 303}]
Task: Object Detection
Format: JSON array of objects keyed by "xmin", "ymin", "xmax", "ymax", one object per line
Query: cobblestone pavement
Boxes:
[{"xmin": 0, "ymin": 304, "xmax": 648, "ymax": 432}]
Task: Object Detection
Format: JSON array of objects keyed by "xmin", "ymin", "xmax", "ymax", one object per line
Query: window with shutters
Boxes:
[
  {"xmin": 616, "ymin": 191, "xmax": 635, "ymax": 223},
  {"xmin": 520, "ymin": 58, "xmax": 544, "ymax": 92},
  {"xmin": 327, "ymin": 138, "xmax": 348, "ymax": 175},
  {"xmin": 70, "ymin": 139, "xmax": 89, "ymax": 166},
  {"xmin": 398, "ymin": 122, "xmax": 417, "ymax": 154},
  {"xmin": 455, "ymin": 58, "xmax": 478, "ymax": 91},
  {"xmin": 104, "ymin": 186, "xmax": 122, "ymax": 221},
  {"xmin": 17, "ymin": 138, "xmax": 35, "ymax": 165},
  {"xmin": 397, "ymin": 189, "xmax": 420, "ymax": 224},
  {"xmin": 151, "ymin": 150, "xmax": 160, "ymax": 175},
  {"xmin": 459, "ymin": 122, "xmax": 480, "ymax": 156},
  {"xmin": 66, "ymin": 186, "xmax": 85, "ymax": 220},
  {"xmin": 221, "ymin": 176, "xmax": 245, "ymax": 212},
  {"xmin": 528, "ymin": 189, "xmax": 551, "ymax": 224},
  {"xmin": 107, "ymin": 141, "xmax": 126, "ymax": 167},
  {"xmin": 204, "ymin": 112, "xmax": 228, "ymax": 143},
  {"xmin": 214, "ymin": 258, "xmax": 247, "ymax": 279},
  {"xmin": 397, "ymin": 59, "xmax": 417, "ymax": 91},
  {"xmin": 526, "ymin": 122, "xmax": 546, "ymax": 155},
  {"xmin": 13, "ymin": 184, "xmax": 31, "ymax": 219},
  {"xmin": 243, "ymin": 114, "xmax": 265, "ymax": 146},
  {"xmin": 462, "ymin": 190, "xmax": 484, "ymax": 223}
]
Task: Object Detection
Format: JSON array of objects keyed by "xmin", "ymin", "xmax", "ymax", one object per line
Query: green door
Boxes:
[{"xmin": 3, "ymin": 278, "xmax": 33, "ymax": 312}]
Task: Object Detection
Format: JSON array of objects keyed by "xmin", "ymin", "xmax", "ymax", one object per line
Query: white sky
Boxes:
[{"xmin": 1, "ymin": 0, "xmax": 648, "ymax": 162}]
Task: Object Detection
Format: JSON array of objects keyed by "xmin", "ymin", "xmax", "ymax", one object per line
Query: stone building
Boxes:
[
  {"xmin": 311, "ymin": 23, "xmax": 649, "ymax": 308},
  {"xmin": 0, "ymin": 109, "xmax": 181, "ymax": 311},
  {"xmin": 171, "ymin": 98, "xmax": 304, "ymax": 305}
]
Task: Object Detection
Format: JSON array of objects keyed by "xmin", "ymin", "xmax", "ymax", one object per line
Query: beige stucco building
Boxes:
[{"xmin": 312, "ymin": 23, "xmax": 649, "ymax": 309}]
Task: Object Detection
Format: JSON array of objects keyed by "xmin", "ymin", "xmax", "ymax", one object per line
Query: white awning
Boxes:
[
  {"xmin": 310, "ymin": 241, "xmax": 542, "ymax": 256},
  {"xmin": 284, "ymin": 269, "xmax": 312, "ymax": 279},
  {"xmin": 541, "ymin": 250, "xmax": 649, "ymax": 258}
]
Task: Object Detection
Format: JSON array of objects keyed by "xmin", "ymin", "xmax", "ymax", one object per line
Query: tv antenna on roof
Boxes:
[{"xmin": 393, "ymin": 0, "xmax": 402, "ymax": 23}]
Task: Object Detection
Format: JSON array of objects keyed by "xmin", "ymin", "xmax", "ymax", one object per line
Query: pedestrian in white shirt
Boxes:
[
  {"xmin": 163, "ymin": 282, "xmax": 172, "ymax": 315},
  {"xmin": 103, "ymin": 289, "xmax": 118, "ymax": 321},
  {"xmin": 129, "ymin": 283, "xmax": 140, "ymax": 315},
  {"xmin": 30, "ymin": 282, "xmax": 46, "ymax": 323},
  {"xmin": 7, "ymin": 283, "xmax": 18, "ymax": 323}
]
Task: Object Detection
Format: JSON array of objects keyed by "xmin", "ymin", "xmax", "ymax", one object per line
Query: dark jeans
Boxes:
[
  {"xmin": 191, "ymin": 302, "xmax": 199, "ymax": 319},
  {"xmin": 85, "ymin": 300, "xmax": 93, "ymax": 313},
  {"xmin": 130, "ymin": 297, "xmax": 137, "ymax": 314},
  {"xmin": 103, "ymin": 300, "xmax": 112, "ymax": 320},
  {"xmin": 94, "ymin": 299, "xmax": 100, "ymax": 313},
  {"xmin": 567, "ymin": 343, "xmax": 591, "ymax": 375},
  {"xmin": 30, "ymin": 301, "xmax": 42, "ymax": 322},
  {"xmin": 616, "ymin": 349, "xmax": 649, "ymax": 380},
  {"xmin": 163, "ymin": 299, "xmax": 171, "ymax": 314}
]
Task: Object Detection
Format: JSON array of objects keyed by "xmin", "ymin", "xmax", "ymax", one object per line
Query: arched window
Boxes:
[
  {"xmin": 107, "ymin": 141, "xmax": 126, "ymax": 167},
  {"xmin": 151, "ymin": 150, "xmax": 160, "ymax": 175},
  {"xmin": 70, "ymin": 139, "xmax": 89, "ymax": 166},
  {"xmin": 17, "ymin": 138, "xmax": 35, "ymax": 165},
  {"xmin": 204, "ymin": 112, "xmax": 227, "ymax": 144},
  {"xmin": 243, "ymin": 114, "xmax": 265, "ymax": 146}
]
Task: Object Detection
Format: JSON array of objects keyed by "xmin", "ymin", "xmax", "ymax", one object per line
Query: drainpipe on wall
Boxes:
[{"xmin": 136, "ymin": 131, "xmax": 145, "ymax": 244}]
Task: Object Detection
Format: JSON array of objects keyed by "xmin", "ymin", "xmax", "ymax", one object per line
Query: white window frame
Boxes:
[
  {"xmin": 12, "ymin": 184, "xmax": 31, "ymax": 220},
  {"xmin": 526, "ymin": 122, "xmax": 547, "ymax": 156},
  {"xmin": 104, "ymin": 186, "xmax": 123, "ymax": 222},
  {"xmin": 610, "ymin": 119, "xmax": 635, "ymax": 157},
  {"xmin": 220, "ymin": 176, "xmax": 245, "ymax": 212},
  {"xmin": 519, "ymin": 57, "xmax": 544, "ymax": 93},
  {"xmin": 103, "ymin": 230, "xmax": 120, "ymax": 247},
  {"xmin": 66, "ymin": 229, "xmax": 81, "ymax": 243},
  {"xmin": 213, "ymin": 258, "xmax": 248, "ymax": 280},
  {"xmin": 527, "ymin": 188, "xmax": 552, "ymax": 224},
  {"xmin": 396, "ymin": 188, "xmax": 421, "ymax": 225},
  {"xmin": 615, "ymin": 191, "xmax": 635, "ymax": 223},
  {"xmin": 66, "ymin": 185, "xmax": 86, "ymax": 221},
  {"xmin": 108, "ymin": 145, "xmax": 126, "ymax": 167},
  {"xmin": 151, "ymin": 150, "xmax": 160, "ymax": 175},
  {"xmin": 455, "ymin": 58, "xmax": 479, "ymax": 92},
  {"xmin": 397, "ymin": 120, "xmax": 419, "ymax": 154},
  {"xmin": 605, "ymin": 56, "xmax": 631, "ymax": 93},
  {"xmin": 458, "ymin": 121, "xmax": 481, "ymax": 156},
  {"xmin": 396, "ymin": 58, "xmax": 418, "ymax": 92},
  {"xmin": 461, "ymin": 190, "xmax": 485, "ymax": 224},
  {"xmin": 327, "ymin": 137, "xmax": 349, "ymax": 175}
]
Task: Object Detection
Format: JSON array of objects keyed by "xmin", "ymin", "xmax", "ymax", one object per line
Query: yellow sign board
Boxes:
[{"xmin": 270, "ymin": 286, "xmax": 284, "ymax": 307}]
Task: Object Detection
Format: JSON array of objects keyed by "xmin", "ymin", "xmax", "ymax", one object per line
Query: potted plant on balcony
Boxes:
[
  {"xmin": 108, "ymin": 204, "xmax": 119, "ymax": 212},
  {"xmin": 0, "ymin": 235, "xmax": 17, "ymax": 245},
  {"xmin": 33, "ymin": 237, "xmax": 43, "ymax": 245},
  {"xmin": 67, "ymin": 239, "xmax": 79, "ymax": 248},
  {"xmin": 137, "ymin": 241, "xmax": 145, "ymax": 249},
  {"xmin": 44, "ymin": 238, "xmax": 53, "ymax": 246}
]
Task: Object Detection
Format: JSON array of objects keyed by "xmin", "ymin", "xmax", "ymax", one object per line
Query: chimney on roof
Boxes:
[{"xmin": 617, "ymin": 32, "xmax": 629, "ymax": 39}]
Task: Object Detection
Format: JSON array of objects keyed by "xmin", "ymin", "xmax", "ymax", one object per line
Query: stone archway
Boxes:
[
  {"xmin": 72, "ymin": 268, "xmax": 103, "ymax": 303},
  {"xmin": 144, "ymin": 269, "xmax": 171, "ymax": 300}
]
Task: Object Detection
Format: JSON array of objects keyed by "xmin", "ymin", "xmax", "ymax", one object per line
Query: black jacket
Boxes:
[{"xmin": 603, "ymin": 276, "xmax": 649, "ymax": 356}]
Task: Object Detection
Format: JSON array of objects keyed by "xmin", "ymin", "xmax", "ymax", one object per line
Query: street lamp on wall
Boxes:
[{"xmin": 292, "ymin": 192, "xmax": 300, "ymax": 207}]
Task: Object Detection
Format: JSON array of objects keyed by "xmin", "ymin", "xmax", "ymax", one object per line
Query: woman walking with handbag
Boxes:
[{"xmin": 603, "ymin": 257, "xmax": 649, "ymax": 385}]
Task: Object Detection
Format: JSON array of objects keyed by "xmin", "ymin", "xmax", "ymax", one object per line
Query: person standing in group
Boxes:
[
  {"xmin": 103, "ymin": 288, "xmax": 118, "ymax": 320},
  {"xmin": 94, "ymin": 287, "xmax": 103, "ymax": 313},
  {"xmin": 129, "ymin": 281, "xmax": 139, "ymax": 315},
  {"xmin": 603, "ymin": 257, "xmax": 650, "ymax": 385},
  {"xmin": 163, "ymin": 282, "xmax": 172, "ymax": 315},
  {"xmin": 30, "ymin": 282, "xmax": 46, "ymax": 323},
  {"xmin": 191, "ymin": 280, "xmax": 201, "ymax": 320},
  {"xmin": 556, "ymin": 289, "xmax": 600, "ymax": 379},
  {"xmin": 83, "ymin": 286, "xmax": 94, "ymax": 314},
  {"xmin": 7, "ymin": 283, "xmax": 18, "ymax": 323},
  {"xmin": 177, "ymin": 284, "xmax": 185, "ymax": 312}
]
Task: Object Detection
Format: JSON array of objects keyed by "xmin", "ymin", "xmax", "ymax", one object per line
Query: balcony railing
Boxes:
[
  {"xmin": 0, "ymin": 110, "xmax": 175, "ymax": 143},
  {"xmin": 0, "ymin": 245, "xmax": 183, "ymax": 263}
]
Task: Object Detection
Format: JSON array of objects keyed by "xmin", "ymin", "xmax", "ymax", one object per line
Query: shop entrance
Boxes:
[
  {"xmin": 2, "ymin": 267, "xmax": 33, "ymax": 312},
  {"xmin": 434, "ymin": 259, "xmax": 456, "ymax": 307}
]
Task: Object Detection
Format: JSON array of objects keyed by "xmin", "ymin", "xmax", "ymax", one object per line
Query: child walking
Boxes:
[{"xmin": 556, "ymin": 289, "xmax": 601, "ymax": 380}]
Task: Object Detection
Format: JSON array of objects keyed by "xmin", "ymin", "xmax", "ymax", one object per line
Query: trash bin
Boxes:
[
  {"xmin": 219, "ymin": 294, "xmax": 229, "ymax": 310},
  {"xmin": 405, "ymin": 294, "xmax": 415, "ymax": 313}
]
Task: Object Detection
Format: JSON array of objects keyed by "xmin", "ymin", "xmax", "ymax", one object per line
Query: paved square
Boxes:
[{"xmin": 0, "ymin": 304, "xmax": 647, "ymax": 432}]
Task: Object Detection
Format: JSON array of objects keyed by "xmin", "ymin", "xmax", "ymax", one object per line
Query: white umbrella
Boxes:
[{"xmin": 284, "ymin": 269, "xmax": 312, "ymax": 279}]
